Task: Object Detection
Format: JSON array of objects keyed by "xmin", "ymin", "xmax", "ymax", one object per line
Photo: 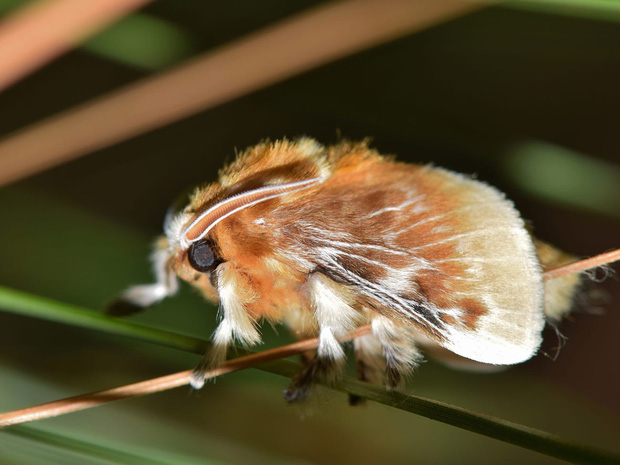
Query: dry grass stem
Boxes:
[
  {"xmin": 0, "ymin": 325, "xmax": 371, "ymax": 427},
  {"xmin": 543, "ymin": 248, "xmax": 620, "ymax": 281},
  {"xmin": 0, "ymin": 248, "xmax": 617, "ymax": 427},
  {"xmin": 0, "ymin": 0, "xmax": 151, "ymax": 92},
  {"xmin": 0, "ymin": 0, "xmax": 482, "ymax": 187}
]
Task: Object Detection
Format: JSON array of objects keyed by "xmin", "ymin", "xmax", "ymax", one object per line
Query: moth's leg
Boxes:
[
  {"xmin": 107, "ymin": 237, "xmax": 178, "ymax": 316},
  {"xmin": 348, "ymin": 314, "xmax": 421, "ymax": 404},
  {"xmin": 371, "ymin": 316, "xmax": 423, "ymax": 389},
  {"xmin": 282, "ymin": 306, "xmax": 319, "ymax": 375},
  {"xmin": 349, "ymin": 330, "xmax": 385, "ymax": 406},
  {"xmin": 190, "ymin": 262, "xmax": 260, "ymax": 389},
  {"xmin": 284, "ymin": 273, "xmax": 361, "ymax": 402}
]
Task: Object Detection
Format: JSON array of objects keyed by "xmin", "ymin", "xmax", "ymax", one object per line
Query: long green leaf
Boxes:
[
  {"xmin": 3, "ymin": 425, "xmax": 222, "ymax": 465},
  {"xmin": 0, "ymin": 285, "xmax": 205, "ymax": 354},
  {"xmin": 1, "ymin": 285, "xmax": 619, "ymax": 465},
  {"xmin": 503, "ymin": 0, "xmax": 620, "ymax": 22},
  {"xmin": 334, "ymin": 378, "xmax": 620, "ymax": 465}
]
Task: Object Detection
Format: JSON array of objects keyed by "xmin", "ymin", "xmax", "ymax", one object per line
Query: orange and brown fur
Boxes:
[{"xmin": 113, "ymin": 138, "xmax": 581, "ymax": 400}]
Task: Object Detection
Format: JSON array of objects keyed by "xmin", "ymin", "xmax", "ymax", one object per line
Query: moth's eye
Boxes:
[{"xmin": 188, "ymin": 240, "xmax": 221, "ymax": 273}]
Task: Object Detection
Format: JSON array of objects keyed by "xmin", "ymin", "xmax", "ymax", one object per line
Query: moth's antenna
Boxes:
[{"xmin": 181, "ymin": 178, "xmax": 321, "ymax": 248}]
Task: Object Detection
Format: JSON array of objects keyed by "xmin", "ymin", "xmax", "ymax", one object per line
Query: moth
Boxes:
[{"xmin": 111, "ymin": 138, "xmax": 580, "ymax": 401}]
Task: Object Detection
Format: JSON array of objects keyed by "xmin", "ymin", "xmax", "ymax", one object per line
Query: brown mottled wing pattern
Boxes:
[{"xmin": 275, "ymin": 158, "xmax": 545, "ymax": 365}]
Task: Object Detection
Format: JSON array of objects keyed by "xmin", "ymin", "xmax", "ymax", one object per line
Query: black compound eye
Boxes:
[{"xmin": 188, "ymin": 240, "xmax": 221, "ymax": 273}]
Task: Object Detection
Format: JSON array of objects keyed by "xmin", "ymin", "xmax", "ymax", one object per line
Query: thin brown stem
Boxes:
[
  {"xmin": 543, "ymin": 248, "xmax": 620, "ymax": 281},
  {"xmin": 0, "ymin": 0, "xmax": 482, "ymax": 187},
  {"xmin": 0, "ymin": 0, "xmax": 151, "ymax": 92},
  {"xmin": 0, "ymin": 325, "xmax": 370, "ymax": 427},
  {"xmin": 1, "ymin": 249, "xmax": 618, "ymax": 427}
]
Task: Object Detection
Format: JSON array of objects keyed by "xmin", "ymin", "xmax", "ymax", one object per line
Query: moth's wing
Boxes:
[
  {"xmin": 392, "ymin": 167, "xmax": 546, "ymax": 365},
  {"xmin": 282, "ymin": 160, "xmax": 545, "ymax": 365},
  {"xmin": 414, "ymin": 333, "xmax": 509, "ymax": 373}
]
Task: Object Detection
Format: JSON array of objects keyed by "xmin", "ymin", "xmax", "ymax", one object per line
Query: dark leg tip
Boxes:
[
  {"xmin": 284, "ymin": 354, "xmax": 345, "ymax": 403},
  {"xmin": 385, "ymin": 366, "xmax": 403, "ymax": 390},
  {"xmin": 348, "ymin": 394, "xmax": 366, "ymax": 406},
  {"xmin": 283, "ymin": 384, "xmax": 311, "ymax": 403},
  {"xmin": 283, "ymin": 366, "xmax": 316, "ymax": 403}
]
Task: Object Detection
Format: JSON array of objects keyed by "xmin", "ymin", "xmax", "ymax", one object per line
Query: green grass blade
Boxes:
[
  {"xmin": 503, "ymin": 0, "xmax": 620, "ymax": 23},
  {"xmin": 1, "ymin": 285, "xmax": 620, "ymax": 464},
  {"xmin": 336, "ymin": 377, "xmax": 620, "ymax": 465},
  {"xmin": 83, "ymin": 14, "xmax": 196, "ymax": 70},
  {"xmin": 503, "ymin": 141, "xmax": 620, "ymax": 220},
  {"xmin": 3, "ymin": 425, "xmax": 222, "ymax": 465},
  {"xmin": 0, "ymin": 285, "xmax": 205, "ymax": 354}
]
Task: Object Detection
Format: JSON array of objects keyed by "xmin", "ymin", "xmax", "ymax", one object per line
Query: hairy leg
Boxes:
[{"xmin": 284, "ymin": 273, "xmax": 362, "ymax": 402}]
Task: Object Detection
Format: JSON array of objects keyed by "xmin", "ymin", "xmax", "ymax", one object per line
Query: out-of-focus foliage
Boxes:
[
  {"xmin": 505, "ymin": 141, "xmax": 620, "ymax": 220},
  {"xmin": 83, "ymin": 14, "xmax": 196, "ymax": 70},
  {"xmin": 506, "ymin": 0, "xmax": 620, "ymax": 23},
  {"xmin": 2, "ymin": 284, "xmax": 617, "ymax": 463},
  {"xmin": 1, "ymin": 1, "xmax": 619, "ymax": 464},
  {"xmin": 0, "ymin": 0, "xmax": 196, "ymax": 70}
]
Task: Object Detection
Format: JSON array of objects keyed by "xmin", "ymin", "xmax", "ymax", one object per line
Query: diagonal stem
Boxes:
[
  {"xmin": 0, "ymin": 0, "xmax": 151, "ymax": 92},
  {"xmin": 0, "ymin": 248, "xmax": 617, "ymax": 426},
  {"xmin": 0, "ymin": 0, "xmax": 482, "ymax": 187},
  {"xmin": 543, "ymin": 248, "xmax": 620, "ymax": 281},
  {"xmin": 0, "ymin": 326, "xmax": 370, "ymax": 427},
  {"xmin": 0, "ymin": 248, "xmax": 618, "ymax": 463}
]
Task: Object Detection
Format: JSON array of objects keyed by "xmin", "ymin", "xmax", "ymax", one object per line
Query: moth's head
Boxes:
[
  {"xmin": 110, "ymin": 138, "xmax": 330, "ymax": 313},
  {"xmin": 160, "ymin": 202, "xmax": 236, "ymax": 306},
  {"xmin": 179, "ymin": 137, "xmax": 325, "ymax": 239},
  {"xmin": 159, "ymin": 184, "xmax": 223, "ymax": 301}
]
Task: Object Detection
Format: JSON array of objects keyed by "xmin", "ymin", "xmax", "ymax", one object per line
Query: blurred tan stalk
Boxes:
[
  {"xmin": 0, "ymin": 325, "xmax": 372, "ymax": 427},
  {"xmin": 0, "ymin": 0, "xmax": 151, "ymax": 92},
  {"xmin": 0, "ymin": 249, "xmax": 617, "ymax": 428},
  {"xmin": 543, "ymin": 248, "xmax": 620, "ymax": 281},
  {"xmin": 0, "ymin": 0, "xmax": 482, "ymax": 186}
]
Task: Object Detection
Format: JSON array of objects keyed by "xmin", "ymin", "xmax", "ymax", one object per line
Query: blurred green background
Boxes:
[{"xmin": 1, "ymin": 1, "xmax": 619, "ymax": 464}]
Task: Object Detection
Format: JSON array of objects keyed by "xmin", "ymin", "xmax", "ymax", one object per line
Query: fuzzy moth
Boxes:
[{"xmin": 110, "ymin": 138, "xmax": 580, "ymax": 401}]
